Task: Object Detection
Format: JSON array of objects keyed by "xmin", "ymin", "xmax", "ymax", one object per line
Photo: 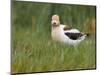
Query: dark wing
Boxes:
[
  {"xmin": 65, "ymin": 32, "xmax": 83, "ymax": 40},
  {"xmin": 63, "ymin": 25, "xmax": 72, "ymax": 31}
]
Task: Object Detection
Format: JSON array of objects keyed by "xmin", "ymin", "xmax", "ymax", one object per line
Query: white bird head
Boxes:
[{"xmin": 51, "ymin": 15, "xmax": 60, "ymax": 27}]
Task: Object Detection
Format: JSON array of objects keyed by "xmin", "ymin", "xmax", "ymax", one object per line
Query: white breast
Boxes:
[{"xmin": 51, "ymin": 25, "xmax": 68, "ymax": 43}]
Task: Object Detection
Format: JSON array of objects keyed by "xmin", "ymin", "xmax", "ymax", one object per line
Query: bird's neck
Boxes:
[{"xmin": 52, "ymin": 26, "xmax": 60, "ymax": 30}]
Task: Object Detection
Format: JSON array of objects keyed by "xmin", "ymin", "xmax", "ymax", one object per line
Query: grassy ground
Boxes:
[
  {"xmin": 12, "ymin": 1, "xmax": 96, "ymax": 73},
  {"xmin": 12, "ymin": 24, "xmax": 96, "ymax": 73}
]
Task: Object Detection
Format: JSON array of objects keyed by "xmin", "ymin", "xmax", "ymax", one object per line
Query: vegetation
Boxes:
[{"xmin": 12, "ymin": 1, "xmax": 96, "ymax": 73}]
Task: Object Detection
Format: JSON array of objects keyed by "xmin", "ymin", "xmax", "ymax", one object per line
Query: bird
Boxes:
[{"xmin": 51, "ymin": 14, "xmax": 89, "ymax": 46}]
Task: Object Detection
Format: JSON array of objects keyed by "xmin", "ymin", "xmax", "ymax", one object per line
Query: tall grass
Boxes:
[{"xmin": 12, "ymin": 1, "xmax": 96, "ymax": 73}]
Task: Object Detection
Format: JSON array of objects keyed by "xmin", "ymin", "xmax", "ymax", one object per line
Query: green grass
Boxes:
[
  {"xmin": 12, "ymin": 26, "xmax": 96, "ymax": 73},
  {"xmin": 12, "ymin": 1, "xmax": 96, "ymax": 73}
]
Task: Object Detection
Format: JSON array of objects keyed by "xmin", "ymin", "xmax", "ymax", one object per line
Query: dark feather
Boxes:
[
  {"xmin": 63, "ymin": 26, "xmax": 72, "ymax": 31},
  {"xmin": 65, "ymin": 32, "xmax": 83, "ymax": 40}
]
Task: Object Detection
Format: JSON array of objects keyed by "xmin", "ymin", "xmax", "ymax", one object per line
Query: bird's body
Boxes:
[{"xmin": 51, "ymin": 15, "xmax": 89, "ymax": 46}]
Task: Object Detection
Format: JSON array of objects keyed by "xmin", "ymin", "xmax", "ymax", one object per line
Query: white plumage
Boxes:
[{"xmin": 51, "ymin": 15, "xmax": 89, "ymax": 46}]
